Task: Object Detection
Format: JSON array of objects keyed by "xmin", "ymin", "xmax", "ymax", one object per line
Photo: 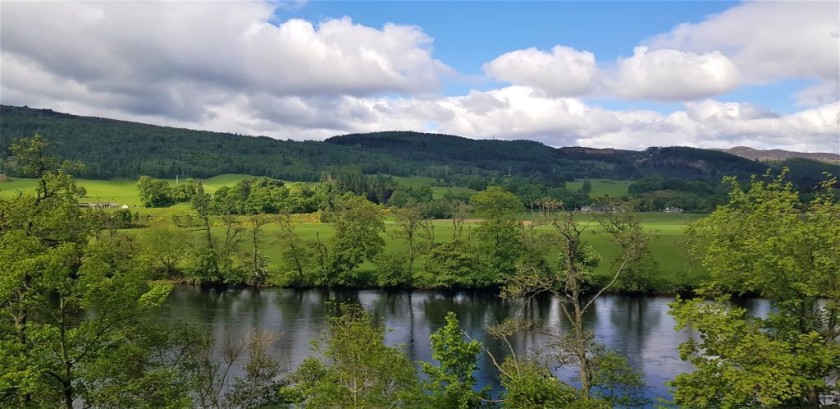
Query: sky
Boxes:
[{"xmin": 1, "ymin": 0, "xmax": 838, "ymax": 153}]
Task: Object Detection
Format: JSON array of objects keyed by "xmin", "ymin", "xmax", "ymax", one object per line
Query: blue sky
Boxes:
[
  {"xmin": 1, "ymin": 0, "xmax": 838, "ymax": 152},
  {"xmin": 283, "ymin": 1, "xmax": 741, "ymax": 101}
]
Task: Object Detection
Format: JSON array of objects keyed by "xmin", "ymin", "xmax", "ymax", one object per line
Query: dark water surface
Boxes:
[{"xmin": 160, "ymin": 286, "xmax": 769, "ymax": 404}]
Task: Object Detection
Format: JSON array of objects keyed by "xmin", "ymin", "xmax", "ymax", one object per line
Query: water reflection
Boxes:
[{"xmin": 159, "ymin": 286, "xmax": 770, "ymax": 404}]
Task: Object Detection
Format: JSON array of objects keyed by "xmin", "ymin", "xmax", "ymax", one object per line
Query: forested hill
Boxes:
[{"xmin": 1, "ymin": 105, "xmax": 834, "ymax": 189}]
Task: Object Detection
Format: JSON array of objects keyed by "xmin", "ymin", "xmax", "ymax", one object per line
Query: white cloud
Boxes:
[
  {"xmin": 2, "ymin": 1, "xmax": 838, "ymax": 153},
  {"xmin": 796, "ymin": 80, "xmax": 840, "ymax": 107},
  {"xmin": 609, "ymin": 46, "xmax": 741, "ymax": 100},
  {"xmin": 647, "ymin": 1, "xmax": 840, "ymax": 83},
  {"xmin": 202, "ymin": 87, "xmax": 836, "ymax": 153},
  {"xmin": 0, "ymin": 1, "xmax": 451, "ymax": 121},
  {"xmin": 483, "ymin": 46, "xmax": 598, "ymax": 96}
]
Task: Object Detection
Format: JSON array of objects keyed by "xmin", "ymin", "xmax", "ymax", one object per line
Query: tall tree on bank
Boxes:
[
  {"xmin": 672, "ymin": 171, "xmax": 840, "ymax": 407},
  {"xmin": 0, "ymin": 136, "xmax": 174, "ymax": 408},
  {"xmin": 325, "ymin": 194, "xmax": 385, "ymax": 285},
  {"xmin": 471, "ymin": 186, "xmax": 524, "ymax": 284},
  {"xmin": 502, "ymin": 204, "xmax": 649, "ymax": 403}
]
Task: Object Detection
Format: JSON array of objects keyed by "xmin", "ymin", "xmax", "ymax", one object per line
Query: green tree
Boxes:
[
  {"xmin": 282, "ymin": 305, "xmax": 421, "ymax": 408},
  {"xmin": 421, "ymin": 312, "xmax": 484, "ymax": 408},
  {"xmin": 470, "ymin": 186, "xmax": 522, "ymax": 218},
  {"xmin": 140, "ymin": 223, "xmax": 196, "ymax": 278},
  {"xmin": 326, "ymin": 194, "xmax": 385, "ymax": 285},
  {"xmin": 471, "ymin": 186, "xmax": 525, "ymax": 280},
  {"xmin": 502, "ymin": 207, "xmax": 649, "ymax": 402},
  {"xmin": 0, "ymin": 136, "xmax": 174, "ymax": 408},
  {"xmin": 499, "ymin": 358, "xmax": 579, "ymax": 409},
  {"xmin": 171, "ymin": 178, "xmax": 198, "ymax": 203},
  {"xmin": 244, "ymin": 213, "xmax": 270, "ymax": 287},
  {"xmin": 419, "ymin": 240, "xmax": 482, "ymax": 288},
  {"xmin": 391, "ymin": 201, "xmax": 431, "ymax": 276},
  {"xmin": 136, "ymin": 176, "xmax": 175, "ymax": 208},
  {"xmin": 673, "ymin": 170, "xmax": 840, "ymax": 407},
  {"xmin": 273, "ymin": 213, "xmax": 317, "ymax": 286}
]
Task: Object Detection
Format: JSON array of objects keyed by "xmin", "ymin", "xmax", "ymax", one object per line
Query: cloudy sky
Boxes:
[{"xmin": 1, "ymin": 0, "xmax": 838, "ymax": 152}]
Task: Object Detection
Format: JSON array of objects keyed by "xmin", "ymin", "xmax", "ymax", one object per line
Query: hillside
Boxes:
[
  {"xmin": 1, "ymin": 105, "xmax": 835, "ymax": 191},
  {"xmin": 723, "ymin": 146, "xmax": 840, "ymax": 163}
]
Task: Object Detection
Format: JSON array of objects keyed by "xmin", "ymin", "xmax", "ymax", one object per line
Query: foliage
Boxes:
[
  {"xmin": 391, "ymin": 202, "xmax": 433, "ymax": 276},
  {"xmin": 501, "ymin": 207, "xmax": 650, "ymax": 402},
  {"xmin": 0, "ymin": 136, "xmax": 175, "ymax": 408},
  {"xmin": 325, "ymin": 194, "xmax": 385, "ymax": 285},
  {"xmin": 388, "ymin": 184, "xmax": 433, "ymax": 208},
  {"xmin": 137, "ymin": 176, "xmax": 175, "ymax": 207},
  {"xmin": 590, "ymin": 350, "xmax": 647, "ymax": 407},
  {"xmin": 675, "ymin": 170, "xmax": 840, "ymax": 407},
  {"xmin": 670, "ymin": 298, "xmax": 819, "ymax": 408},
  {"xmin": 281, "ymin": 305, "xmax": 421, "ymax": 408},
  {"xmin": 209, "ymin": 177, "xmax": 320, "ymax": 215},
  {"xmin": 421, "ymin": 312, "xmax": 484, "ymax": 408},
  {"xmin": 140, "ymin": 223, "xmax": 196, "ymax": 278},
  {"xmin": 419, "ymin": 241, "xmax": 483, "ymax": 288},
  {"xmin": 3, "ymin": 106, "xmax": 834, "ymax": 200},
  {"xmin": 374, "ymin": 252, "xmax": 412, "ymax": 288},
  {"xmin": 499, "ymin": 357, "xmax": 579, "ymax": 409},
  {"xmin": 470, "ymin": 186, "xmax": 523, "ymax": 219},
  {"xmin": 470, "ymin": 186, "xmax": 525, "ymax": 281}
]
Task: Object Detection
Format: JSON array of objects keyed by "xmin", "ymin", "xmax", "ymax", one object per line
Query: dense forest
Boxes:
[{"xmin": 2, "ymin": 105, "xmax": 836, "ymax": 197}]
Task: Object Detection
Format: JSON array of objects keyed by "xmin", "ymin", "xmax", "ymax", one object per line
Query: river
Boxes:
[{"xmin": 160, "ymin": 285, "xmax": 771, "ymax": 405}]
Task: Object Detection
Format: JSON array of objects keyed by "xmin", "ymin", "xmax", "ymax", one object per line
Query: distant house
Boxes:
[
  {"xmin": 664, "ymin": 206, "xmax": 684, "ymax": 213},
  {"xmin": 579, "ymin": 205, "xmax": 592, "ymax": 213}
]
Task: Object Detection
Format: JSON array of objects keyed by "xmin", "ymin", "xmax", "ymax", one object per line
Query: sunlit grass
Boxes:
[{"xmin": 566, "ymin": 179, "xmax": 634, "ymax": 197}]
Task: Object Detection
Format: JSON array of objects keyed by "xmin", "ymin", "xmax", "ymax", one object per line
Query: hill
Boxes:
[
  {"xmin": 1, "ymin": 105, "xmax": 835, "ymax": 192},
  {"xmin": 723, "ymin": 146, "xmax": 840, "ymax": 163}
]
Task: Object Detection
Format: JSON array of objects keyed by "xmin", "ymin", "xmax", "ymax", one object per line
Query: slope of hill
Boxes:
[
  {"xmin": 724, "ymin": 146, "xmax": 840, "ymax": 163},
  {"xmin": 1, "ymin": 105, "xmax": 835, "ymax": 191}
]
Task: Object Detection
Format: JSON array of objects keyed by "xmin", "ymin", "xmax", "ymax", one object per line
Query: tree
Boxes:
[
  {"xmin": 420, "ymin": 240, "xmax": 482, "ymax": 288},
  {"xmin": 502, "ymin": 206, "xmax": 649, "ymax": 402},
  {"xmin": 244, "ymin": 213, "xmax": 270, "ymax": 287},
  {"xmin": 136, "ymin": 176, "xmax": 175, "ymax": 208},
  {"xmin": 274, "ymin": 213, "xmax": 317, "ymax": 286},
  {"xmin": 673, "ymin": 170, "xmax": 840, "ymax": 407},
  {"xmin": 140, "ymin": 223, "xmax": 196, "ymax": 278},
  {"xmin": 471, "ymin": 186, "xmax": 525, "ymax": 281},
  {"xmin": 326, "ymin": 194, "xmax": 385, "ymax": 285},
  {"xmin": 0, "ymin": 136, "xmax": 174, "ymax": 408},
  {"xmin": 470, "ymin": 186, "xmax": 522, "ymax": 218},
  {"xmin": 421, "ymin": 312, "xmax": 484, "ymax": 408},
  {"xmin": 391, "ymin": 201, "xmax": 431, "ymax": 276},
  {"xmin": 281, "ymin": 305, "xmax": 421, "ymax": 408},
  {"xmin": 171, "ymin": 178, "xmax": 198, "ymax": 203}
]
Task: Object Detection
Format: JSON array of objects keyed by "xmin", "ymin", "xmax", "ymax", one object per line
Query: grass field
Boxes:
[
  {"xmin": 3, "ymin": 175, "xmax": 703, "ymax": 290},
  {"xmin": 566, "ymin": 179, "xmax": 634, "ymax": 197},
  {"xmin": 147, "ymin": 211, "xmax": 704, "ymax": 291},
  {"xmin": 391, "ymin": 175, "xmax": 476, "ymax": 200}
]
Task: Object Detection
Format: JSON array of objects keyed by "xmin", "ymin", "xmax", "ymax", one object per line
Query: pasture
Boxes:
[
  {"xmin": 566, "ymin": 178, "xmax": 634, "ymax": 197},
  {"xmin": 2, "ymin": 175, "xmax": 704, "ymax": 291}
]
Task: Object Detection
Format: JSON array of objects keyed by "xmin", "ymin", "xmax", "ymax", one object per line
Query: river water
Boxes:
[{"xmin": 160, "ymin": 286, "xmax": 771, "ymax": 404}]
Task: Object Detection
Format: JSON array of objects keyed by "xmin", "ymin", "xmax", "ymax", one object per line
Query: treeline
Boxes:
[
  {"xmin": 627, "ymin": 176, "xmax": 729, "ymax": 212},
  {"xmin": 3, "ymin": 105, "xmax": 836, "ymax": 197}
]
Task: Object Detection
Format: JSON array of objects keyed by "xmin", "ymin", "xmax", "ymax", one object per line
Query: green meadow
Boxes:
[
  {"xmin": 2, "ymin": 176, "xmax": 705, "ymax": 291},
  {"xmin": 566, "ymin": 178, "xmax": 634, "ymax": 197},
  {"xmin": 149, "ymin": 211, "xmax": 705, "ymax": 291}
]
